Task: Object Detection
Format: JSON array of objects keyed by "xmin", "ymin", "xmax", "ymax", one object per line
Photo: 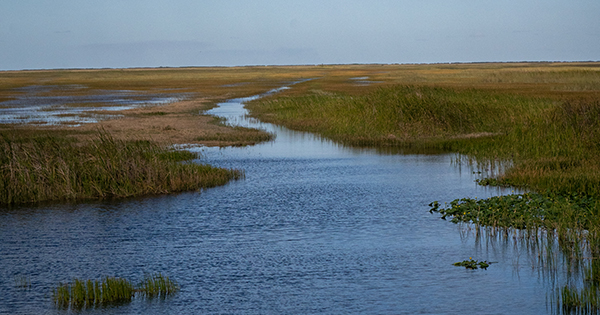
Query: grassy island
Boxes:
[{"xmin": 0, "ymin": 129, "xmax": 242, "ymax": 205}]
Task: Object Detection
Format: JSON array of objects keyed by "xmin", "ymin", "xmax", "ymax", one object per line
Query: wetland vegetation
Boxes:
[
  {"xmin": 52, "ymin": 273, "xmax": 179, "ymax": 309},
  {"xmin": 2, "ymin": 63, "xmax": 600, "ymax": 312},
  {"xmin": 245, "ymin": 62, "xmax": 600, "ymax": 313},
  {"xmin": 0, "ymin": 129, "xmax": 242, "ymax": 205}
]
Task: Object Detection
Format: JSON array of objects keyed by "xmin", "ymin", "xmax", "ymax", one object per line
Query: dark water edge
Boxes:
[{"xmin": 1, "ymin": 84, "xmax": 551, "ymax": 314}]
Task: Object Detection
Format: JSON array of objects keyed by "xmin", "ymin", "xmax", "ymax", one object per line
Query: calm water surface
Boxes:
[
  {"xmin": 1, "ymin": 84, "xmax": 548, "ymax": 314},
  {"xmin": 0, "ymin": 85, "xmax": 189, "ymax": 126}
]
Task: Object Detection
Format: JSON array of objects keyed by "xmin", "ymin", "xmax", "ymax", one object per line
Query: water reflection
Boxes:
[
  {"xmin": 0, "ymin": 81, "xmax": 554, "ymax": 314},
  {"xmin": 0, "ymin": 85, "xmax": 190, "ymax": 126}
]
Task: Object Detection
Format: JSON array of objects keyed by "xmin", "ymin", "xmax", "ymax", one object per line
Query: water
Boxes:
[
  {"xmin": 0, "ymin": 85, "xmax": 189, "ymax": 126},
  {"xmin": 1, "ymin": 84, "xmax": 550, "ymax": 314}
]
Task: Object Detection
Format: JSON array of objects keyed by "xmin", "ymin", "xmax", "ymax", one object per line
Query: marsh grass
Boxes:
[
  {"xmin": 245, "ymin": 66, "xmax": 600, "ymax": 313},
  {"xmin": 195, "ymin": 117, "xmax": 275, "ymax": 146},
  {"xmin": 138, "ymin": 272, "xmax": 180, "ymax": 298},
  {"xmin": 433, "ymin": 194, "xmax": 600, "ymax": 313},
  {"xmin": 247, "ymin": 85, "xmax": 551, "ymax": 146},
  {"xmin": 53, "ymin": 277, "xmax": 135, "ymax": 309},
  {"xmin": 52, "ymin": 274, "xmax": 179, "ymax": 309},
  {"xmin": 0, "ymin": 129, "xmax": 242, "ymax": 205},
  {"xmin": 248, "ymin": 84, "xmax": 600, "ymax": 197}
]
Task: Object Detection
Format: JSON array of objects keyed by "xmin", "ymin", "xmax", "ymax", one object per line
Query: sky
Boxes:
[{"xmin": 1, "ymin": 0, "xmax": 599, "ymax": 70}]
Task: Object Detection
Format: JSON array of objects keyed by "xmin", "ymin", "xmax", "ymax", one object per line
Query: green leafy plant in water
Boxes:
[
  {"xmin": 429, "ymin": 192, "xmax": 596, "ymax": 229},
  {"xmin": 453, "ymin": 258, "xmax": 492, "ymax": 270}
]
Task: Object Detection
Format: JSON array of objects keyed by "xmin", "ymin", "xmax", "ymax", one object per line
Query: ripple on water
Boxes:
[{"xmin": 0, "ymin": 81, "xmax": 547, "ymax": 315}]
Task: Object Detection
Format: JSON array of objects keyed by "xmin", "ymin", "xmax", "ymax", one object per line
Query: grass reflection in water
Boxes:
[{"xmin": 431, "ymin": 192, "xmax": 600, "ymax": 314}]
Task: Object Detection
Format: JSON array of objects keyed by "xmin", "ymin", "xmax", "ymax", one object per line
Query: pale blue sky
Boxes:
[{"xmin": 1, "ymin": 0, "xmax": 598, "ymax": 70}]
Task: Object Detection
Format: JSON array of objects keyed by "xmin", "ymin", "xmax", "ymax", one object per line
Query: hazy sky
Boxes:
[{"xmin": 1, "ymin": 0, "xmax": 599, "ymax": 70}]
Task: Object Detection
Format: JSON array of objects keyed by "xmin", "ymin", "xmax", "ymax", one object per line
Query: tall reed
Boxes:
[
  {"xmin": 138, "ymin": 272, "xmax": 180, "ymax": 298},
  {"xmin": 53, "ymin": 277, "xmax": 135, "ymax": 309},
  {"xmin": 53, "ymin": 274, "xmax": 180, "ymax": 309},
  {"xmin": 0, "ymin": 130, "xmax": 242, "ymax": 205},
  {"xmin": 248, "ymin": 85, "xmax": 600, "ymax": 197},
  {"xmin": 250, "ymin": 83, "xmax": 600, "ymax": 312}
]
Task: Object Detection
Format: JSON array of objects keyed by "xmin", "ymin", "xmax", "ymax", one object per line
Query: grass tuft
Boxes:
[
  {"xmin": 53, "ymin": 277, "xmax": 135, "ymax": 309},
  {"xmin": 138, "ymin": 272, "xmax": 180, "ymax": 298},
  {"xmin": 52, "ymin": 274, "xmax": 179, "ymax": 310}
]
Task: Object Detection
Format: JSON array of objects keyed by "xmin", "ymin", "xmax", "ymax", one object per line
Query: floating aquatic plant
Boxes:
[
  {"xmin": 453, "ymin": 258, "xmax": 492, "ymax": 270},
  {"xmin": 429, "ymin": 192, "xmax": 595, "ymax": 229}
]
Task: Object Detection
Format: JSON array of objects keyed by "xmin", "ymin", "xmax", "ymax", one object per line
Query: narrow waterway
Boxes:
[{"xmin": 1, "ymin": 83, "xmax": 549, "ymax": 314}]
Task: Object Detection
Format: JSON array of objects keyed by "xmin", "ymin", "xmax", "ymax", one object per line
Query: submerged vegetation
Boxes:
[
  {"xmin": 52, "ymin": 273, "xmax": 179, "ymax": 309},
  {"xmin": 0, "ymin": 129, "xmax": 242, "ymax": 205}
]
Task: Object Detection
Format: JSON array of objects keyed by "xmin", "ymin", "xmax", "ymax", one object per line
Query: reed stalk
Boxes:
[
  {"xmin": 52, "ymin": 275, "xmax": 173, "ymax": 309},
  {"xmin": 138, "ymin": 272, "xmax": 180, "ymax": 298}
]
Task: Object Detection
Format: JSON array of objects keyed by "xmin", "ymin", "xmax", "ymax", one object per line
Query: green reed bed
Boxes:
[
  {"xmin": 249, "ymin": 83, "xmax": 600, "ymax": 313},
  {"xmin": 248, "ymin": 85, "xmax": 600, "ymax": 197},
  {"xmin": 52, "ymin": 273, "xmax": 178, "ymax": 309},
  {"xmin": 247, "ymin": 85, "xmax": 549, "ymax": 147},
  {"xmin": 0, "ymin": 130, "xmax": 242, "ymax": 205}
]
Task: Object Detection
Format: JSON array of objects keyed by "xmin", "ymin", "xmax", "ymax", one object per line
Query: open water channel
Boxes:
[{"xmin": 1, "ymin": 83, "xmax": 551, "ymax": 314}]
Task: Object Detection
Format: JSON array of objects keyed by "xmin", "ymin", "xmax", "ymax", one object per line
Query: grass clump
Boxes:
[
  {"xmin": 0, "ymin": 129, "xmax": 242, "ymax": 205},
  {"xmin": 195, "ymin": 126, "xmax": 274, "ymax": 146},
  {"xmin": 53, "ymin": 277, "xmax": 135, "ymax": 309},
  {"xmin": 559, "ymin": 284, "xmax": 600, "ymax": 314},
  {"xmin": 138, "ymin": 272, "xmax": 180, "ymax": 298},
  {"xmin": 13, "ymin": 275, "xmax": 31, "ymax": 289},
  {"xmin": 52, "ymin": 274, "xmax": 178, "ymax": 310}
]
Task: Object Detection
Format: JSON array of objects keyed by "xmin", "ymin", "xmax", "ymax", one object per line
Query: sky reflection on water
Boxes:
[
  {"xmin": 0, "ymin": 82, "xmax": 549, "ymax": 314},
  {"xmin": 0, "ymin": 85, "xmax": 189, "ymax": 126}
]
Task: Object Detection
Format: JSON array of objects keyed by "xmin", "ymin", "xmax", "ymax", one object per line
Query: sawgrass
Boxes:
[
  {"xmin": 247, "ymin": 84, "xmax": 600, "ymax": 198},
  {"xmin": 138, "ymin": 272, "xmax": 180, "ymax": 298},
  {"xmin": 52, "ymin": 273, "xmax": 178, "ymax": 309},
  {"xmin": 0, "ymin": 129, "xmax": 242, "ymax": 205}
]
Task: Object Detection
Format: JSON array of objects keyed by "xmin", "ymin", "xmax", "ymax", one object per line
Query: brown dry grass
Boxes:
[{"xmin": 1, "ymin": 62, "xmax": 599, "ymax": 147}]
